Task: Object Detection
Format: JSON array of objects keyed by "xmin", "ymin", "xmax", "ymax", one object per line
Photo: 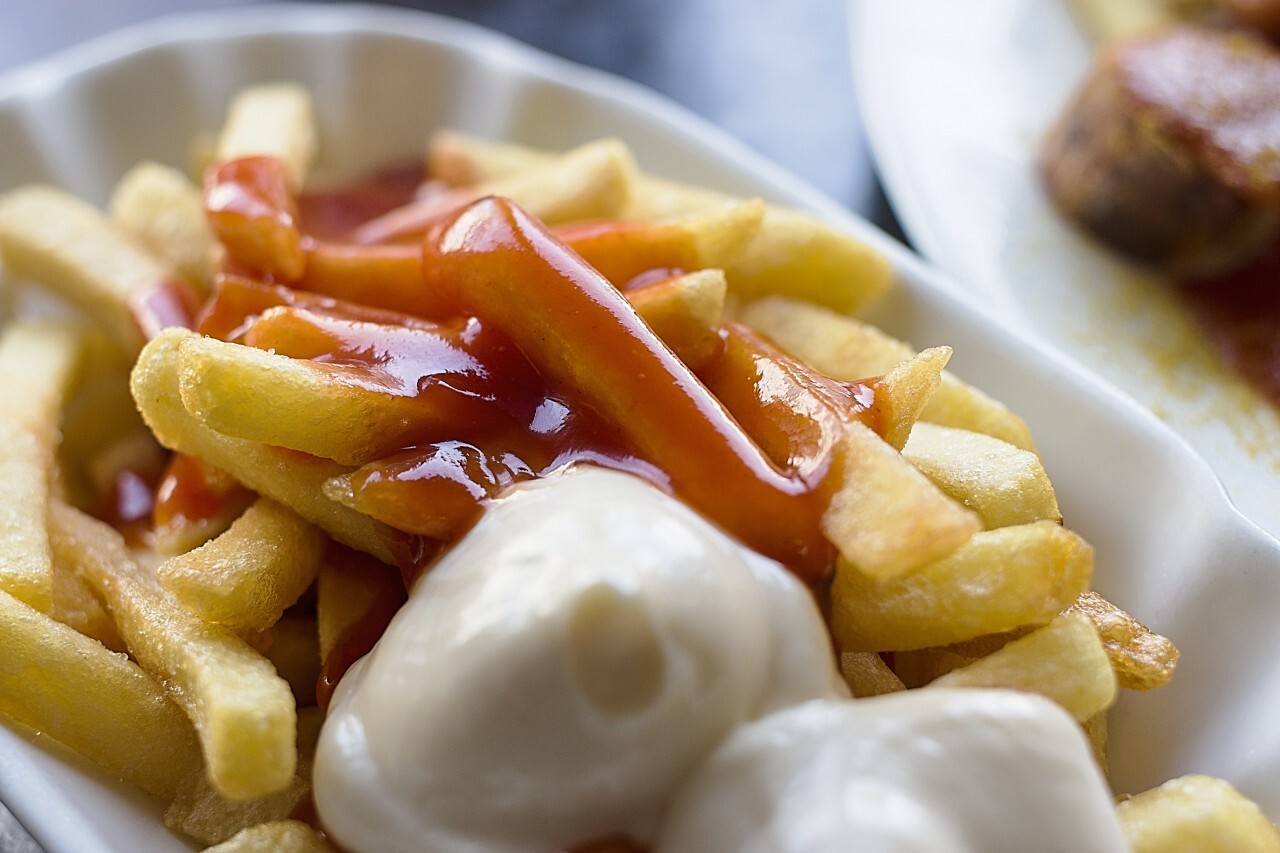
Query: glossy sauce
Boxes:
[
  {"xmin": 178, "ymin": 161, "xmax": 894, "ymax": 696},
  {"xmin": 151, "ymin": 453, "xmax": 254, "ymax": 537},
  {"xmin": 193, "ymin": 169, "xmax": 885, "ymax": 585},
  {"xmin": 1179, "ymin": 238, "xmax": 1280, "ymax": 408}
]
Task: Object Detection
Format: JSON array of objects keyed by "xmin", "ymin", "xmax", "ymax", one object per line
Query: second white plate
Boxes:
[{"xmin": 852, "ymin": 0, "xmax": 1280, "ymax": 543}]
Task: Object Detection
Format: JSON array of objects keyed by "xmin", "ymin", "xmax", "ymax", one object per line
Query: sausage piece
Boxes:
[{"xmin": 1040, "ymin": 26, "xmax": 1280, "ymax": 277}]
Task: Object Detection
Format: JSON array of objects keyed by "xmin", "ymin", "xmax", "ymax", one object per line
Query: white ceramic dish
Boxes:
[
  {"xmin": 852, "ymin": 0, "xmax": 1280, "ymax": 545},
  {"xmin": 3, "ymin": 4, "xmax": 1280, "ymax": 850}
]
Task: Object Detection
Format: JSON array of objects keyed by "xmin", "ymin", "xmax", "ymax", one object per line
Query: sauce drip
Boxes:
[{"xmin": 1179, "ymin": 236, "xmax": 1280, "ymax": 408}]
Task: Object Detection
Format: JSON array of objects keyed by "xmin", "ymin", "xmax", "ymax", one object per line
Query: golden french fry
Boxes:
[
  {"xmin": 725, "ymin": 206, "xmax": 892, "ymax": 314},
  {"xmin": 1067, "ymin": 0, "xmax": 1190, "ymax": 42},
  {"xmin": 839, "ymin": 651, "xmax": 907, "ymax": 697},
  {"xmin": 1067, "ymin": 590, "xmax": 1179, "ymax": 691},
  {"xmin": 424, "ymin": 132, "xmax": 890, "ymax": 311},
  {"xmin": 677, "ymin": 199, "xmax": 766, "ymax": 269},
  {"xmin": 49, "ymin": 527, "xmax": 127, "ymax": 651},
  {"xmin": 628, "ymin": 268, "xmax": 727, "ymax": 366},
  {"xmin": 822, "ymin": 420, "xmax": 981, "ymax": 580},
  {"xmin": 902, "ymin": 422, "xmax": 1062, "ymax": 528},
  {"xmin": 874, "ymin": 346, "xmax": 950, "ymax": 450},
  {"xmin": 165, "ymin": 766, "xmax": 311, "ymax": 847},
  {"xmin": 1117, "ymin": 775, "xmax": 1280, "ymax": 852},
  {"xmin": 0, "ymin": 588, "xmax": 202, "ymax": 801},
  {"xmin": 427, "ymin": 128, "xmax": 548, "ymax": 185},
  {"xmin": 478, "ymin": 138, "xmax": 636, "ymax": 226},
  {"xmin": 833, "ymin": 520, "xmax": 1095, "ymax": 651},
  {"xmin": 426, "ymin": 129, "xmax": 730, "ymax": 219},
  {"xmin": 159, "ymin": 498, "xmax": 326, "ymax": 634},
  {"xmin": 215, "ymin": 83, "xmax": 317, "ymax": 190},
  {"xmin": 131, "ymin": 328, "xmax": 400, "ymax": 565},
  {"xmin": 174, "ymin": 331, "xmax": 458, "ymax": 467},
  {"xmin": 738, "ymin": 296, "xmax": 1035, "ymax": 450},
  {"xmin": 203, "ymin": 820, "xmax": 333, "ymax": 852},
  {"xmin": 110, "ymin": 161, "xmax": 217, "ymax": 291},
  {"xmin": 50, "ymin": 501, "xmax": 296, "ymax": 800},
  {"xmin": 930, "ymin": 614, "xmax": 1117, "ymax": 721},
  {"xmin": 0, "ymin": 321, "xmax": 83, "ymax": 612},
  {"xmin": 0, "ymin": 186, "xmax": 169, "ymax": 352}
]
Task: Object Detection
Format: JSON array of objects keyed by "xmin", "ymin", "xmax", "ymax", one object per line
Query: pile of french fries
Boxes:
[{"xmin": 0, "ymin": 82, "xmax": 1276, "ymax": 852}]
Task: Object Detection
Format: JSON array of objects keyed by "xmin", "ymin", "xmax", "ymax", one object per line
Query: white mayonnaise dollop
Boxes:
[
  {"xmin": 656, "ymin": 689, "xmax": 1127, "ymax": 853},
  {"xmin": 313, "ymin": 466, "xmax": 844, "ymax": 853}
]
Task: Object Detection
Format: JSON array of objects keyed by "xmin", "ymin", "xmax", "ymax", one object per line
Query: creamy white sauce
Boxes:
[
  {"xmin": 656, "ymin": 689, "xmax": 1127, "ymax": 853},
  {"xmin": 313, "ymin": 466, "xmax": 845, "ymax": 853}
]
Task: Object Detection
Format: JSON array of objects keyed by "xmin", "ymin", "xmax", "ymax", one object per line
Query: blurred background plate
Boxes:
[{"xmin": 852, "ymin": 0, "xmax": 1280, "ymax": 543}]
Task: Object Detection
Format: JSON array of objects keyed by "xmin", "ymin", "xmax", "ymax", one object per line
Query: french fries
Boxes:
[
  {"xmin": 1117, "ymin": 775, "xmax": 1280, "ymax": 852},
  {"xmin": 50, "ymin": 501, "xmax": 296, "ymax": 800},
  {"xmin": 0, "ymin": 321, "xmax": 83, "ymax": 613},
  {"xmin": 110, "ymin": 161, "xmax": 218, "ymax": 291},
  {"xmin": 902, "ymin": 422, "xmax": 1061, "ymax": 528},
  {"xmin": 215, "ymin": 83, "xmax": 317, "ymax": 191},
  {"xmin": 930, "ymin": 614, "xmax": 1117, "ymax": 721},
  {"xmin": 822, "ymin": 420, "xmax": 981, "ymax": 580},
  {"xmin": 0, "ymin": 588, "xmax": 202, "ymax": 801},
  {"xmin": 1, "ymin": 80, "xmax": 1247, "ymax": 851},
  {"xmin": 832, "ymin": 520, "xmax": 1094, "ymax": 651},
  {"xmin": 1067, "ymin": 590, "xmax": 1179, "ymax": 691},
  {"xmin": 159, "ymin": 497, "xmax": 326, "ymax": 634},
  {"xmin": 0, "ymin": 186, "xmax": 174, "ymax": 352}
]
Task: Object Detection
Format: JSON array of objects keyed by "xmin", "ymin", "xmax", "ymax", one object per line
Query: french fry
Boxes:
[
  {"xmin": 833, "ymin": 520, "xmax": 1094, "ymax": 651},
  {"xmin": 1117, "ymin": 775, "xmax": 1280, "ymax": 852},
  {"xmin": 110, "ymin": 161, "xmax": 217, "ymax": 291},
  {"xmin": 724, "ymin": 206, "xmax": 892, "ymax": 314},
  {"xmin": 839, "ymin": 651, "xmax": 907, "ymax": 697},
  {"xmin": 1067, "ymin": 590, "xmax": 1179, "ymax": 691},
  {"xmin": 930, "ymin": 614, "xmax": 1117, "ymax": 721},
  {"xmin": 0, "ymin": 186, "xmax": 170, "ymax": 352},
  {"xmin": 738, "ymin": 296, "xmax": 1036, "ymax": 450},
  {"xmin": 0, "ymin": 321, "xmax": 83, "ymax": 612},
  {"xmin": 0, "ymin": 588, "xmax": 202, "ymax": 801},
  {"xmin": 165, "ymin": 766, "xmax": 311, "ymax": 846},
  {"xmin": 49, "ymin": 523, "xmax": 127, "ymax": 651},
  {"xmin": 426, "ymin": 129, "xmax": 731, "ymax": 220},
  {"xmin": 557, "ymin": 199, "xmax": 764, "ymax": 288},
  {"xmin": 902, "ymin": 422, "xmax": 1062, "ymax": 528},
  {"xmin": 424, "ymin": 132, "xmax": 891, "ymax": 312},
  {"xmin": 821, "ymin": 420, "xmax": 981, "ymax": 580},
  {"xmin": 215, "ymin": 83, "xmax": 317, "ymax": 191},
  {"xmin": 357, "ymin": 138, "xmax": 637, "ymax": 243},
  {"xmin": 427, "ymin": 128, "xmax": 550, "ymax": 185},
  {"xmin": 628, "ymin": 268, "xmax": 727, "ymax": 367},
  {"xmin": 50, "ymin": 501, "xmax": 296, "ymax": 800},
  {"xmin": 131, "ymin": 328, "xmax": 401, "ymax": 565},
  {"xmin": 159, "ymin": 498, "xmax": 326, "ymax": 634},
  {"xmin": 204, "ymin": 820, "xmax": 334, "ymax": 852},
  {"xmin": 874, "ymin": 346, "xmax": 951, "ymax": 450},
  {"xmin": 174, "ymin": 330, "xmax": 460, "ymax": 467}
]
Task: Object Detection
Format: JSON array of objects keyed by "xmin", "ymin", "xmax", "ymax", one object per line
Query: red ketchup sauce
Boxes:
[
  {"xmin": 1178, "ymin": 238, "xmax": 1280, "ymax": 408},
  {"xmin": 160, "ymin": 159, "xmax": 890, "ymax": 726}
]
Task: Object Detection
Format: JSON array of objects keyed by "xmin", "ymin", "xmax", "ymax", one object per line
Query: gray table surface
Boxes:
[{"xmin": 0, "ymin": 1, "xmax": 887, "ymax": 849}]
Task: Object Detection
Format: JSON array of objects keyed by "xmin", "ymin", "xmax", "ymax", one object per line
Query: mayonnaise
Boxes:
[
  {"xmin": 313, "ymin": 466, "xmax": 845, "ymax": 853},
  {"xmin": 656, "ymin": 690, "xmax": 1127, "ymax": 853}
]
